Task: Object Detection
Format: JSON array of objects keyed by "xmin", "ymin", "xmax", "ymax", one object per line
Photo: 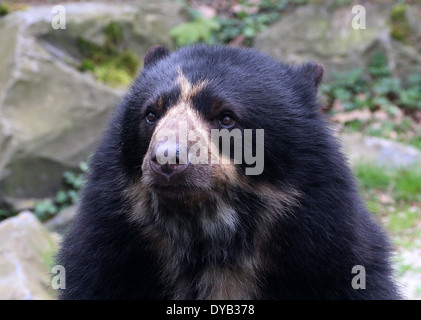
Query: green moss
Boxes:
[
  {"xmin": 0, "ymin": 2, "xmax": 10, "ymax": 17},
  {"xmin": 115, "ymin": 49, "xmax": 139, "ymax": 76},
  {"xmin": 390, "ymin": 4, "xmax": 411, "ymax": 43},
  {"xmin": 76, "ymin": 37, "xmax": 102, "ymax": 58},
  {"xmin": 170, "ymin": 18, "xmax": 220, "ymax": 46},
  {"xmin": 76, "ymin": 21, "xmax": 139, "ymax": 86},
  {"xmin": 390, "ymin": 3, "xmax": 407, "ymax": 21},
  {"xmin": 94, "ymin": 63, "xmax": 132, "ymax": 87},
  {"xmin": 78, "ymin": 59, "xmax": 96, "ymax": 72},
  {"xmin": 104, "ymin": 21, "xmax": 124, "ymax": 51}
]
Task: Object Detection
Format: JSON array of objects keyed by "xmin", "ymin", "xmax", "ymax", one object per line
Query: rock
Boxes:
[
  {"xmin": 339, "ymin": 133, "xmax": 421, "ymax": 168},
  {"xmin": 0, "ymin": 211, "xmax": 60, "ymax": 300},
  {"xmin": 44, "ymin": 204, "xmax": 77, "ymax": 234},
  {"xmin": 254, "ymin": 4, "xmax": 421, "ymax": 80},
  {"xmin": 0, "ymin": 1, "xmax": 183, "ymax": 205}
]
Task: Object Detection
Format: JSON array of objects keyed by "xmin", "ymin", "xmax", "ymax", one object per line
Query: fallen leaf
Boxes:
[
  {"xmin": 196, "ymin": 5, "xmax": 217, "ymax": 18},
  {"xmin": 373, "ymin": 110, "xmax": 389, "ymax": 121}
]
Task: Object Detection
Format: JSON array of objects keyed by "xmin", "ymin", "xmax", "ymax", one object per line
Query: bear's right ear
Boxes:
[
  {"xmin": 144, "ymin": 45, "xmax": 170, "ymax": 67},
  {"xmin": 301, "ymin": 62, "xmax": 324, "ymax": 89}
]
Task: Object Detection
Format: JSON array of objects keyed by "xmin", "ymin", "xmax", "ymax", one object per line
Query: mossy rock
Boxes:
[
  {"xmin": 0, "ymin": 2, "xmax": 10, "ymax": 17},
  {"xmin": 390, "ymin": 4, "xmax": 411, "ymax": 43},
  {"xmin": 0, "ymin": 1, "xmax": 184, "ymax": 205},
  {"xmin": 0, "ymin": 212, "xmax": 60, "ymax": 299},
  {"xmin": 75, "ymin": 22, "xmax": 141, "ymax": 86}
]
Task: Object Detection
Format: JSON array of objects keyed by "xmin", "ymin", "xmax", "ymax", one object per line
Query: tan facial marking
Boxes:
[
  {"xmin": 196, "ymin": 265, "xmax": 260, "ymax": 299},
  {"xmin": 141, "ymin": 69, "xmax": 240, "ymax": 192},
  {"xmin": 156, "ymin": 96, "xmax": 164, "ymax": 111},
  {"xmin": 120, "ymin": 65, "xmax": 308, "ymax": 300},
  {"xmin": 176, "ymin": 67, "xmax": 209, "ymax": 105}
]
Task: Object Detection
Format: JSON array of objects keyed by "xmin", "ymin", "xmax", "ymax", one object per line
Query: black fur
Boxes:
[{"xmin": 57, "ymin": 45, "xmax": 400, "ymax": 299}]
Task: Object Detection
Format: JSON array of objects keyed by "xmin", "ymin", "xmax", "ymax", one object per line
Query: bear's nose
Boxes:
[{"xmin": 149, "ymin": 142, "xmax": 189, "ymax": 179}]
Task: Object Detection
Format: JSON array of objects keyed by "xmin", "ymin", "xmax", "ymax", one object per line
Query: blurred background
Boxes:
[{"xmin": 0, "ymin": 0, "xmax": 420, "ymax": 300}]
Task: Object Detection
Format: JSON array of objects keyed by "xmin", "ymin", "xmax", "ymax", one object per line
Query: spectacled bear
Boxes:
[{"xmin": 57, "ymin": 44, "xmax": 400, "ymax": 300}]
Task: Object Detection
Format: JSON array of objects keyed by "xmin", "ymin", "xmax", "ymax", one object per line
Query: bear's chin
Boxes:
[{"xmin": 150, "ymin": 184, "xmax": 211, "ymax": 203}]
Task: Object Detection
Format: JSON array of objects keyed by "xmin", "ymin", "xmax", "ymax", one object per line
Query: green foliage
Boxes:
[
  {"xmin": 170, "ymin": 0, "xmax": 307, "ymax": 47},
  {"xmin": 409, "ymin": 137, "xmax": 421, "ymax": 150},
  {"xmin": 346, "ymin": 120, "xmax": 363, "ymax": 132},
  {"xmin": 34, "ymin": 200, "xmax": 58, "ymax": 222},
  {"xmin": 0, "ymin": 208, "xmax": 14, "ymax": 220},
  {"xmin": 354, "ymin": 161, "xmax": 421, "ymax": 250},
  {"xmin": 104, "ymin": 21, "xmax": 124, "ymax": 50},
  {"xmin": 390, "ymin": 3, "xmax": 407, "ymax": 21},
  {"xmin": 388, "ymin": 207, "xmax": 420, "ymax": 233},
  {"xmin": 323, "ymin": 51, "xmax": 421, "ymax": 148},
  {"xmin": 78, "ymin": 58, "xmax": 95, "ymax": 72},
  {"xmin": 321, "ymin": 68, "xmax": 367, "ymax": 110},
  {"xmin": 0, "ymin": 1, "xmax": 10, "ymax": 16},
  {"xmin": 94, "ymin": 63, "xmax": 133, "ymax": 87},
  {"xmin": 117, "ymin": 49, "xmax": 139, "ymax": 76},
  {"xmin": 355, "ymin": 162, "xmax": 391, "ymax": 191},
  {"xmin": 325, "ymin": 69, "xmax": 366, "ymax": 93},
  {"xmin": 259, "ymin": 0, "xmax": 309, "ymax": 8},
  {"xmin": 355, "ymin": 162, "xmax": 421, "ymax": 203},
  {"xmin": 0, "ymin": 201, "xmax": 17, "ymax": 221},
  {"xmin": 326, "ymin": 0, "xmax": 353, "ymax": 8},
  {"xmin": 399, "ymin": 88, "xmax": 421, "ymax": 110},
  {"xmin": 76, "ymin": 22, "xmax": 139, "ymax": 87},
  {"xmin": 407, "ymin": 73, "xmax": 421, "ymax": 87},
  {"xmin": 76, "ymin": 37, "xmax": 104, "ymax": 63},
  {"xmin": 170, "ymin": 18, "xmax": 220, "ymax": 46},
  {"xmin": 390, "ymin": 4, "xmax": 411, "ymax": 42},
  {"xmin": 372, "ymin": 77, "xmax": 401, "ymax": 96},
  {"xmin": 394, "ymin": 167, "xmax": 421, "ymax": 202},
  {"xmin": 258, "ymin": 0, "xmax": 289, "ymax": 10},
  {"xmin": 354, "ymin": 160, "xmax": 421, "ymax": 259},
  {"xmin": 368, "ymin": 52, "xmax": 390, "ymax": 79},
  {"xmin": 215, "ymin": 12, "xmax": 280, "ymax": 46},
  {"xmin": 399, "ymin": 74, "xmax": 421, "ymax": 110},
  {"xmin": 34, "ymin": 160, "xmax": 89, "ymax": 222}
]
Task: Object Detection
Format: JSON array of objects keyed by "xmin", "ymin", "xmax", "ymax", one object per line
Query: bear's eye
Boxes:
[
  {"xmin": 219, "ymin": 115, "xmax": 235, "ymax": 128},
  {"xmin": 145, "ymin": 112, "xmax": 157, "ymax": 124}
]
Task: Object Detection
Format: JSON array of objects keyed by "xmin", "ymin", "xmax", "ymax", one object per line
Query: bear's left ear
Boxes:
[
  {"xmin": 302, "ymin": 62, "xmax": 324, "ymax": 89},
  {"xmin": 144, "ymin": 45, "xmax": 170, "ymax": 67}
]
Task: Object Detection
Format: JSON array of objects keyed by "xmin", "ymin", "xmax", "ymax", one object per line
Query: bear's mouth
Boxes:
[{"xmin": 150, "ymin": 183, "xmax": 210, "ymax": 201}]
